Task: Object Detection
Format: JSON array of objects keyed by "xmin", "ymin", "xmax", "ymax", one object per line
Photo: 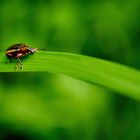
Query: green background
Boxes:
[{"xmin": 0, "ymin": 0, "xmax": 140, "ymax": 140}]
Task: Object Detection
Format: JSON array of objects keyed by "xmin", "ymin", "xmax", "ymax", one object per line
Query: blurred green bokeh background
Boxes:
[{"xmin": 0, "ymin": 0, "xmax": 140, "ymax": 140}]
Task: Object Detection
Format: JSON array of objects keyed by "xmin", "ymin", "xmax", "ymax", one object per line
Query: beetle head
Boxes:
[{"xmin": 29, "ymin": 48, "xmax": 38, "ymax": 53}]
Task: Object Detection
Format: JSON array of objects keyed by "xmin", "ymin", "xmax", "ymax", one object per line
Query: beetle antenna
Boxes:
[
  {"xmin": 17, "ymin": 57, "xmax": 23, "ymax": 65},
  {"xmin": 37, "ymin": 48, "xmax": 47, "ymax": 51}
]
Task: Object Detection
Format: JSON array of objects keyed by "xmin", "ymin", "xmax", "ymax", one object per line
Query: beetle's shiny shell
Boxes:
[{"xmin": 6, "ymin": 44, "xmax": 37, "ymax": 59}]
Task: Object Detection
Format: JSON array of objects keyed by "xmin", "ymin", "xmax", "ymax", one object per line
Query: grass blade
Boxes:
[{"xmin": 0, "ymin": 51, "xmax": 140, "ymax": 100}]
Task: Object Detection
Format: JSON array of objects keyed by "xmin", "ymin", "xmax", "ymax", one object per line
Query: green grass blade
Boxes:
[{"xmin": 0, "ymin": 51, "xmax": 140, "ymax": 100}]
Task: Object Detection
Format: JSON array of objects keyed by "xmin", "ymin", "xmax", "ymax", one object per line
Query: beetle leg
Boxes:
[
  {"xmin": 15, "ymin": 57, "xmax": 23, "ymax": 70},
  {"xmin": 10, "ymin": 58, "xmax": 12, "ymax": 63},
  {"xmin": 15, "ymin": 62, "xmax": 23, "ymax": 71},
  {"xmin": 17, "ymin": 57, "xmax": 23, "ymax": 65}
]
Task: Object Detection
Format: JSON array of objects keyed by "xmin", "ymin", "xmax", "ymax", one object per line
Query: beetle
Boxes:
[{"xmin": 6, "ymin": 43, "xmax": 39, "ymax": 70}]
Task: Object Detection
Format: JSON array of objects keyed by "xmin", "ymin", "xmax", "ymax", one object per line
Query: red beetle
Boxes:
[{"xmin": 6, "ymin": 43, "xmax": 38, "ymax": 70}]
